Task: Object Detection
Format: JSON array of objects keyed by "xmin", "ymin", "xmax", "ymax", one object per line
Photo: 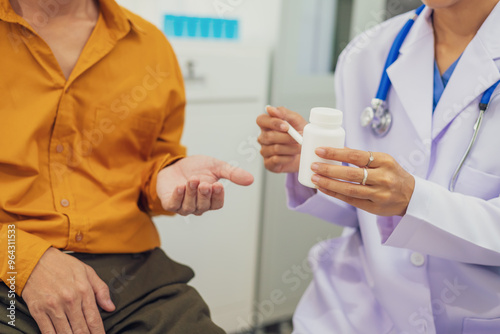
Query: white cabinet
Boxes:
[{"xmin": 153, "ymin": 43, "xmax": 269, "ymax": 333}]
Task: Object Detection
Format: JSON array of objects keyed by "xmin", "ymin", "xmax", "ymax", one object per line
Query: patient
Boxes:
[{"xmin": 0, "ymin": 0, "xmax": 253, "ymax": 333}]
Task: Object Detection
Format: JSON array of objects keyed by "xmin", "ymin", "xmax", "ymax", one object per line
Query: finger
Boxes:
[
  {"xmin": 268, "ymin": 106, "xmax": 306, "ymax": 130},
  {"xmin": 258, "ymin": 130, "xmax": 299, "ymax": 145},
  {"xmin": 216, "ymin": 163, "xmax": 254, "ymax": 186},
  {"xmin": 311, "ymin": 164, "xmax": 374, "ymax": 185},
  {"xmin": 86, "ymin": 267, "xmax": 115, "ymax": 312},
  {"xmin": 162, "ymin": 185, "xmax": 185, "ymax": 212},
  {"xmin": 311, "ymin": 174, "xmax": 375, "ymax": 200},
  {"xmin": 82, "ymin": 291, "xmax": 106, "ymax": 334},
  {"xmin": 264, "ymin": 155, "xmax": 299, "ymax": 173},
  {"xmin": 315, "ymin": 147, "xmax": 386, "ymax": 168},
  {"xmin": 317, "ymin": 187, "xmax": 374, "ymax": 211},
  {"xmin": 180, "ymin": 178, "xmax": 199, "ymax": 214},
  {"xmin": 31, "ymin": 312, "xmax": 57, "ymax": 334},
  {"xmin": 47, "ymin": 308, "xmax": 72, "ymax": 334},
  {"xmin": 194, "ymin": 182, "xmax": 212, "ymax": 215},
  {"xmin": 65, "ymin": 297, "xmax": 91, "ymax": 334},
  {"xmin": 210, "ymin": 182, "xmax": 225, "ymax": 210},
  {"xmin": 257, "ymin": 113, "xmax": 289, "ymax": 132},
  {"xmin": 260, "ymin": 143, "xmax": 301, "ymax": 158}
]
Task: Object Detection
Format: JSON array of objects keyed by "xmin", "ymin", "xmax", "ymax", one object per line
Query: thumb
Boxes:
[
  {"xmin": 86, "ymin": 267, "xmax": 115, "ymax": 312},
  {"xmin": 215, "ymin": 160, "xmax": 254, "ymax": 186}
]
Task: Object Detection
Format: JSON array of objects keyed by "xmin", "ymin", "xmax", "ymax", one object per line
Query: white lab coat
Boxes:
[{"xmin": 287, "ymin": 5, "xmax": 500, "ymax": 334}]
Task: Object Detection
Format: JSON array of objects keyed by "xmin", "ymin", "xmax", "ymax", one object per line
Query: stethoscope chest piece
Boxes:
[{"xmin": 361, "ymin": 98, "xmax": 392, "ymax": 137}]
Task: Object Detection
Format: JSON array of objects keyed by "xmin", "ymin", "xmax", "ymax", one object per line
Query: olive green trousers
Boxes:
[{"xmin": 0, "ymin": 248, "xmax": 225, "ymax": 334}]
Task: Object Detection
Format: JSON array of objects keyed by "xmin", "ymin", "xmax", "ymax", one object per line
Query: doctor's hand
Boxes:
[
  {"xmin": 257, "ymin": 106, "xmax": 307, "ymax": 173},
  {"xmin": 311, "ymin": 148, "xmax": 415, "ymax": 216},
  {"xmin": 157, "ymin": 155, "xmax": 254, "ymax": 216}
]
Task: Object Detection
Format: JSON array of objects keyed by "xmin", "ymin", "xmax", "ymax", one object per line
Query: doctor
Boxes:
[{"xmin": 257, "ymin": 0, "xmax": 500, "ymax": 333}]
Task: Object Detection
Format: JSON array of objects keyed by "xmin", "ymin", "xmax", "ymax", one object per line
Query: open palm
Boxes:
[{"xmin": 157, "ymin": 155, "xmax": 254, "ymax": 216}]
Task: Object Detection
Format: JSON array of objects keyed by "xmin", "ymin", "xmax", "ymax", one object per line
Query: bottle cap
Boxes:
[{"xmin": 310, "ymin": 108, "xmax": 343, "ymax": 126}]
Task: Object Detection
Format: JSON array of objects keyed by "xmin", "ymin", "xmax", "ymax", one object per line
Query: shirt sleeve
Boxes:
[
  {"xmin": 377, "ymin": 176, "xmax": 500, "ymax": 266},
  {"xmin": 0, "ymin": 223, "xmax": 52, "ymax": 295},
  {"xmin": 140, "ymin": 41, "xmax": 187, "ymax": 215}
]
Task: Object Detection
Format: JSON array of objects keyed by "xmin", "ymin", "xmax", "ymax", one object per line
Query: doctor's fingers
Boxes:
[
  {"xmin": 264, "ymin": 155, "xmax": 300, "ymax": 173},
  {"xmin": 311, "ymin": 174, "xmax": 376, "ymax": 200},
  {"xmin": 260, "ymin": 143, "xmax": 301, "ymax": 158},
  {"xmin": 311, "ymin": 164, "xmax": 386, "ymax": 186},
  {"xmin": 315, "ymin": 147, "xmax": 392, "ymax": 168},
  {"xmin": 267, "ymin": 106, "xmax": 307, "ymax": 130},
  {"xmin": 257, "ymin": 113, "xmax": 288, "ymax": 132},
  {"xmin": 258, "ymin": 129, "xmax": 298, "ymax": 145}
]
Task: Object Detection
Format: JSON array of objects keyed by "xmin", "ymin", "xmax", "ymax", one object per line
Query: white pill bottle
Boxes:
[{"xmin": 298, "ymin": 107, "xmax": 345, "ymax": 188}]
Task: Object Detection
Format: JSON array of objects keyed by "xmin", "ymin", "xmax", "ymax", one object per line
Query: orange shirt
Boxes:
[{"xmin": 0, "ymin": 0, "xmax": 186, "ymax": 294}]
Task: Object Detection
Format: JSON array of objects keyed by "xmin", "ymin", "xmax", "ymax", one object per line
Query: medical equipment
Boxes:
[
  {"xmin": 360, "ymin": 5, "xmax": 426, "ymax": 136},
  {"xmin": 449, "ymin": 81, "xmax": 500, "ymax": 191},
  {"xmin": 360, "ymin": 4, "xmax": 500, "ymax": 191}
]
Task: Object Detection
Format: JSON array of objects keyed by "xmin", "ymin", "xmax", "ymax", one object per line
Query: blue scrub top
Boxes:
[{"xmin": 433, "ymin": 57, "xmax": 461, "ymax": 111}]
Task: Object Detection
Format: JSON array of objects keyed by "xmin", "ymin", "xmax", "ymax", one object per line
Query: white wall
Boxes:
[{"xmin": 117, "ymin": 0, "xmax": 282, "ymax": 47}]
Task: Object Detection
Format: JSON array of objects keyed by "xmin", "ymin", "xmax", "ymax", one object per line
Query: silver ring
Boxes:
[
  {"xmin": 366, "ymin": 151, "xmax": 374, "ymax": 168},
  {"xmin": 362, "ymin": 167, "xmax": 368, "ymax": 186}
]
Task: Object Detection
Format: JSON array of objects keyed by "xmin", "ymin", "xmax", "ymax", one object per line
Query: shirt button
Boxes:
[
  {"xmin": 56, "ymin": 144, "xmax": 64, "ymax": 153},
  {"xmin": 75, "ymin": 232, "xmax": 83, "ymax": 242},
  {"xmin": 411, "ymin": 252, "xmax": 426, "ymax": 267},
  {"xmin": 60, "ymin": 199, "xmax": 70, "ymax": 207}
]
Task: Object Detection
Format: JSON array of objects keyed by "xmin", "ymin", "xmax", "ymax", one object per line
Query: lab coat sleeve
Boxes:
[
  {"xmin": 285, "ymin": 47, "xmax": 358, "ymax": 228},
  {"xmin": 378, "ymin": 176, "xmax": 500, "ymax": 265},
  {"xmin": 286, "ymin": 173, "xmax": 359, "ymax": 227}
]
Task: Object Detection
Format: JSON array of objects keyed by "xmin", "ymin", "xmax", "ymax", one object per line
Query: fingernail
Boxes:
[
  {"xmin": 265, "ymin": 105, "xmax": 272, "ymax": 112},
  {"xmin": 200, "ymin": 188, "xmax": 210, "ymax": 195},
  {"xmin": 177, "ymin": 187, "xmax": 184, "ymax": 195},
  {"xmin": 312, "ymin": 175, "xmax": 320, "ymax": 183},
  {"xmin": 311, "ymin": 163, "xmax": 319, "ymax": 171},
  {"xmin": 280, "ymin": 123, "xmax": 288, "ymax": 131},
  {"xmin": 189, "ymin": 182, "xmax": 197, "ymax": 190},
  {"xmin": 315, "ymin": 148, "xmax": 326, "ymax": 156},
  {"xmin": 214, "ymin": 187, "xmax": 222, "ymax": 194}
]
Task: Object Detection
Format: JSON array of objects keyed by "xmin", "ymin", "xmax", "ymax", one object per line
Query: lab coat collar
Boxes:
[
  {"xmin": 387, "ymin": 4, "xmax": 500, "ymax": 142},
  {"xmin": 432, "ymin": 1, "xmax": 500, "ymax": 139},
  {"xmin": 386, "ymin": 6, "xmax": 434, "ymax": 144}
]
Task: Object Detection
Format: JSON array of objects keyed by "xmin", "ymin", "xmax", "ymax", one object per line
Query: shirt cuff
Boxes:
[
  {"xmin": 144, "ymin": 153, "xmax": 186, "ymax": 215},
  {"xmin": 1, "ymin": 226, "xmax": 52, "ymax": 296}
]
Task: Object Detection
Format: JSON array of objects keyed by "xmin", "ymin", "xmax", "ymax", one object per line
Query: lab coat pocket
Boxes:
[
  {"xmin": 462, "ymin": 317, "xmax": 500, "ymax": 333},
  {"xmin": 454, "ymin": 165, "xmax": 500, "ymax": 200},
  {"xmin": 88, "ymin": 108, "xmax": 159, "ymax": 189}
]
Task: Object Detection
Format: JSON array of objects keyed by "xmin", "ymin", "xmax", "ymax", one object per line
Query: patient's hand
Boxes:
[
  {"xmin": 22, "ymin": 247, "xmax": 115, "ymax": 334},
  {"xmin": 157, "ymin": 155, "xmax": 254, "ymax": 216}
]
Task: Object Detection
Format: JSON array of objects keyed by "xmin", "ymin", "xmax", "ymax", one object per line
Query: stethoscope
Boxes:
[{"xmin": 360, "ymin": 4, "xmax": 500, "ymax": 191}]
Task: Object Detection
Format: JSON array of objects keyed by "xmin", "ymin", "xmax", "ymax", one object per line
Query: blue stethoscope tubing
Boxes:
[{"xmin": 360, "ymin": 4, "xmax": 500, "ymax": 192}]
